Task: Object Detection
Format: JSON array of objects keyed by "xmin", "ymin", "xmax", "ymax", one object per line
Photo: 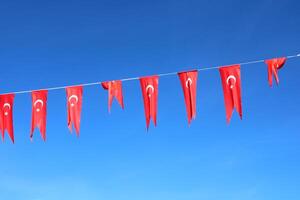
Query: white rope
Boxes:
[{"xmin": 2, "ymin": 53, "xmax": 300, "ymax": 95}]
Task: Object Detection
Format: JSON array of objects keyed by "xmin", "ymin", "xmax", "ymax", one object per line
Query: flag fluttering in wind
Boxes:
[
  {"xmin": 66, "ymin": 86, "xmax": 83, "ymax": 136},
  {"xmin": 178, "ymin": 70, "xmax": 198, "ymax": 125},
  {"xmin": 265, "ymin": 57, "xmax": 286, "ymax": 86},
  {"xmin": 30, "ymin": 90, "xmax": 48, "ymax": 141},
  {"xmin": 140, "ymin": 76, "xmax": 159, "ymax": 129},
  {"xmin": 219, "ymin": 65, "xmax": 242, "ymax": 123},
  {"xmin": 101, "ymin": 80, "xmax": 124, "ymax": 112},
  {"xmin": 0, "ymin": 94, "xmax": 15, "ymax": 143}
]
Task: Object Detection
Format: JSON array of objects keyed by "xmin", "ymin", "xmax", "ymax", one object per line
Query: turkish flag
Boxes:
[
  {"xmin": 66, "ymin": 86, "xmax": 83, "ymax": 136},
  {"xmin": 140, "ymin": 76, "xmax": 159, "ymax": 129},
  {"xmin": 265, "ymin": 57, "xmax": 286, "ymax": 86},
  {"xmin": 101, "ymin": 80, "xmax": 124, "ymax": 112},
  {"xmin": 178, "ymin": 70, "xmax": 198, "ymax": 124},
  {"xmin": 0, "ymin": 94, "xmax": 15, "ymax": 143},
  {"xmin": 219, "ymin": 65, "xmax": 242, "ymax": 123},
  {"xmin": 31, "ymin": 90, "xmax": 48, "ymax": 141}
]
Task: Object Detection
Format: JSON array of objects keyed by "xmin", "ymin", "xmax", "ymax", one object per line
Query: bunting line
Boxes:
[{"xmin": 1, "ymin": 53, "xmax": 299, "ymax": 96}]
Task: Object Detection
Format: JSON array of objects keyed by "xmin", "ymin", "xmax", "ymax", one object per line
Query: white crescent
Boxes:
[
  {"xmin": 3, "ymin": 103, "xmax": 11, "ymax": 110},
  {"xmin": 185, "ymin": 78, "xmax": 193, "ymax": 88},
  {"xmin": 226, "ymin": 75, "xmax": 236, "ymax": 89},
  {"xmin": 68, "ymin": 95, "xmax": 79, "ymax": 107},
  {"xmin": 34, "ymin": 99, "xmax": 44, "ymax": 112},
  {"xmin": 3, "ymin": 103, "xmax": 11, "ymax": 116},
  {"xmin": 146, "ymin": 84, "xmax": 154, "ymax": 97}
]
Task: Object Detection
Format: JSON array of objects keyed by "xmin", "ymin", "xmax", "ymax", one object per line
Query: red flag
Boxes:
[
  {"xmin": 140, "ymin": 76, "xmax": 159, "ymax": 129},
  {"xmin": 265, "ymin": 57, "xmax": 286, "ymax": 86},
  {"xmin": 219, "ymin": 65, "xmax": 242, "ymax": 123},
  {"xmin": 0, "ymin": 94, "xmax": 15, "ymax": 143},
  {"xmin": 31, "ymin": 90, "xmax": 48, "ymax": 141},
  {"xmin": 101, "ymin": 80, "xmax": 124, "ymax": 112},
  {"xmin": 66, "ymin": 86, "xmax": 83, "ymax": 136},
  {"xmin": 178, "ymin": 70, "xmax": 198, "ymax": 124}
]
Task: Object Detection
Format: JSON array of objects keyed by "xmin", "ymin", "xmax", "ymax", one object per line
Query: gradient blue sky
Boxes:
[{"xmin": 1, "ymin": 0, "xmax": 300, "ymax": 199}]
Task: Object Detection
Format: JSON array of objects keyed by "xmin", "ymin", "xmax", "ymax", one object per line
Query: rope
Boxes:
[{"xmin": 2, "ymin": 53, "xmax": 300, "ymax": 95}]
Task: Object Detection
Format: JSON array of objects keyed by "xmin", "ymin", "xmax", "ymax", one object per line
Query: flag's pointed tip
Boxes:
[
  {"xmin": 226, "ymin": 119, "xmax": 231, "ymax": 125},
  {"xmin": 188, "ymin": 116, "xmax": 196, "ymax": 126},
  {"xmin": 76, "ymin": 131, "xmax": 80, "ymax": 138},
  {"xmin": 68, "ymin": 124, "xmax": 73, "ymax": 134}
]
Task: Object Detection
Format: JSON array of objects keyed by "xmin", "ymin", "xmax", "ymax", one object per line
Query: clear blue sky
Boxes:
[{"xmin": 0, "ymin": 0, "xmax": 300, "ymax": 199}]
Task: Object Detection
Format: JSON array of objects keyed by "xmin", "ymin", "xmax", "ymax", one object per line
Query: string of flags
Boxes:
[{"xmin": 0, "ymin": 54, "xmax": 299, "ymax": 143}]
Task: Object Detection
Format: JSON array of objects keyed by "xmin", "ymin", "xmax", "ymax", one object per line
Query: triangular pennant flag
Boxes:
[
  {"xmin": 31, "ymin": 90, "xmax": 48, "ymax": 141},
  {"xmin": 0, "ymin": 94, "xmax": 15, "ymax": 143},
  {"xmin": 219, "ymin": 65, "xmax": 242, "ymax": 123},
  {"xmin": 265, "ymin": 57, "xmax": 286, "ymax": 86},
  {"xmin": 139, "ymin": 76, "xmax": 159, "ymax": 129},
  {"xmin": 178, "ymin": 70, "xmax": 198, "ymax": 124},
  {"xmin": 66, "ymin": 86, "xmax": 83, "ymax": 136},
  {"xmin": 101, "ymin": 80, "xmax": 124, "ymax": 112}
]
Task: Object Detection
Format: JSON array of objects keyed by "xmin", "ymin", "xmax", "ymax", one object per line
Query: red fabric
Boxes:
[
  {"xmin": 140, "ymin": 76, "xmax": 159, "ymax": 129},
  {"xmin": 31, "ymin": 90, "xmax": 48, "ymax": 141},
  {"xmin": 101, "ymin": 80, "xmax": 124, "ymax": 112},
  {"xmin": 0, "ymin": 94, "xmax": 15, "ymax": 143},
  {"xmin": 265, "ymin": 57, "xmax": 286, "ymax": 86},
  {"xmin": 66, "ymin": 86, "xmax": 83, "ymax": 136},
  {"xmin": 178, "ymin": 70, "xmax": 198, "ymax": 124},
  {"xmin": 219, "ymin": 65, "xmax": 242, "ymax": 123}
]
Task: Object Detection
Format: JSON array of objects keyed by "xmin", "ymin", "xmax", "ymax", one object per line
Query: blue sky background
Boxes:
[{"xmin": 0, "ymin": 0, "xmax": 300, "ymax": 199}]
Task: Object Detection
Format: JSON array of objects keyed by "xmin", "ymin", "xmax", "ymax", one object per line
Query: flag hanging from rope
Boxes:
[
  {"xmin": 178, "ymin": 70, "xmax": 198, "ymax": 125},
  {"xmin": 219, "ymin": 65, "xmax": 242, "ymax": 123},
  {"xmin": 0, "ymin": 94, "xmax": 15, "ymax": 143},
  {"xmin": 30, "ymin": 90, "xmax": 48, "ymax": 141},
  {"xmin": 265, "ymin": 57, "xmax": 286, "ymax": 86},
  {"xmin": 140, "ymin": 76, "xmax": 159, "ymax": 129},
  {"xmin": 66, "ymin": 86, "xmax": 83, "ymax": 136},
  {"xmin": 101, "ymin": 80, "xmax": 124, "ymax": 112}
]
